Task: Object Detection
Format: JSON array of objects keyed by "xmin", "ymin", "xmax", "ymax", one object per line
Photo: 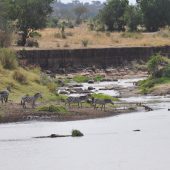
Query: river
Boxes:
[{"xmin": 0, "ymin": 79, "xmax": 170, "ymax": 170}]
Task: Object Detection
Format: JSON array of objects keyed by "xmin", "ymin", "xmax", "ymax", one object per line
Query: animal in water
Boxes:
[
  {"xmin": 21, "ymin": 93, "xmax": 43, "ymax": 108},
  {"xmin": 92, "ymin": 97, "xmax": 114, "ymax": 111},
  {"xmin": 65, "ymin": 95, "xmax": 90, "ymax": 108},
  {"xmin": 0, "ymin": 86, "xmax": 11, "ymax": 103}
]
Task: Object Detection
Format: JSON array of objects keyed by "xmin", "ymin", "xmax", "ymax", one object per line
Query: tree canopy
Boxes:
[
  {"xmin": 137, "ymin": 0, "xmax": 170, "ymax": 31},
  {"xmin": 6, "ymin": 0, "xmax": 55, "ymax": 44},
  {"xmin": 97, "ymin": 0, "xmax": 129, "ymax": 31}
]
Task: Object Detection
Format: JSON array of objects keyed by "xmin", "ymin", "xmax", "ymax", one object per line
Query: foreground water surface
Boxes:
[{"xmin": 0, "ymin": 78, "xmax": 170, "ymax": 170}]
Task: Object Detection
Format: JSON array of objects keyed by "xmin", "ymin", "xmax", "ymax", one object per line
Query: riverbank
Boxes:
[{"xmin": 0, "ymin": 102, "xmax": 138, "ymax": 123}]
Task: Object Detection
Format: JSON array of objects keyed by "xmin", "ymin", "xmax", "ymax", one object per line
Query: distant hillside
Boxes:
[{"xmin": 52, "ymin": 1, "xmax": 104, "ymax": 20}]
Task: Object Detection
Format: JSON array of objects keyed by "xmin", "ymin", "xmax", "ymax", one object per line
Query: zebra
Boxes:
[
  {"xmin": 21, "ymin": 93, "xmax": 43, "ymax": 108},
  {"xmin": 65, "ymin": 95, "xmax": 90, "ymax": 108},
  {"xmin": 92, "ymin": 97, "xmax": 114, "ymax": 111},
  {"xmin": 0, "ymin": 86, "xmax": 11, "ymax": 103}
]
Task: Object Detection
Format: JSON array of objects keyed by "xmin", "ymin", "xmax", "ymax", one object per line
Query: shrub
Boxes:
[
  {"xmin": 0, "ymin": 48, "xmax": 18, "ymax": 69},
  {"xmin": 147, "ymin": 54, "xmax": 167, "ymax": 78},
  {"xmin": 0, "ymin": 30, "xmax": 11, "ymax": 47},
  {"xmin": 72, "ymin": 130, "xmax": 84, "ymax": 137},
  {"xmin": 13, "ymin": 70, "xmax": 28, "ymax": 84},
  {"xmin": 81, "ymin": 39, "xmax": 89, "ymax": 47},
  {"xmin": 25, "ymin": 38, "xmax": 39, "ymax": 47},
  {"xmin": 38, "ymin": 105, "xmax": 68, "ymax": 113},
  {"xmin": 29, "ymin": 31, "xmax": 41, "ymax": 38}
]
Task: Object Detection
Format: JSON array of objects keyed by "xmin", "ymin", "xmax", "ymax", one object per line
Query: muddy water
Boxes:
[{"xmin": 0, "ymin": 79, "xmax": 170, "ymax": 170}]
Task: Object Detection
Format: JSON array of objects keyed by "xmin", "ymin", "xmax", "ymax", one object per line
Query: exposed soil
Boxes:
[{"xmin": 0, "ymin": 102, "xmax": 136, "ymax": 123}]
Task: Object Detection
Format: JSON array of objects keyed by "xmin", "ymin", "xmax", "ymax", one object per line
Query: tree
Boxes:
[
  {"xmin": 7, "ymin": 0, "xmax": 55, "ymax": 45},
  {"xmin": 73, "ymin": 5, "xmax": 88, "ymax": 24},
  {"xmin": 147, "ymin": 54, "xmax": 167, "ymax": 78},
  {"xmin": 138, "ymin": 0, "xmax": 170, "ymax": 32},
  {"xmin": 98, "ymin": 0, "xmax": 129, "ymax": 31},
  {"xmin": 125, "ymin": 5, "xmax": 142, "ymax": 31}
]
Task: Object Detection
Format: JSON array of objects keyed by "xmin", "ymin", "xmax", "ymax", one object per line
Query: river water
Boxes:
[{"xmin": 0, "ymin": 79, "xmax": 170, "ymax": 170}]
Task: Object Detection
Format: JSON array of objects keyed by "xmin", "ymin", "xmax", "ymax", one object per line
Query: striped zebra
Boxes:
[
  {"xmin": 92, "ymin": 98, "xmax": 114, "ymax": 111},
  {"xmin": 21, "ymin": 93, "xmax": 43, "ymax": 108},
  {"xmin": 65, "ymin": 95, "xmax": 90, "ymax": 108},
  {"xmin": 0, "ymin": 87, "xmax": 11, "ymax": 103}
]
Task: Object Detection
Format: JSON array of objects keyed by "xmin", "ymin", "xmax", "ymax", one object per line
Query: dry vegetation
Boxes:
[{"xmin": 11, "ymin": 24, "xmax": 170, "ymax": 50}]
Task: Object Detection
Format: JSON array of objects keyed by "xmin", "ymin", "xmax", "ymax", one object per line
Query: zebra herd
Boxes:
[
  {"xmin": 65, "ymin": 95, "xmax": 114, "ymax": 111},
  {"xmin": 0, "ymin": 87, "xmax": 114, "ymax": 111}
]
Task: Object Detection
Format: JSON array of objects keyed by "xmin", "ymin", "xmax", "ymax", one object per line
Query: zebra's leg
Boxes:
[
  {"xmin": 23, "ymin": 102, "xmax": 26, "ymax": 109},
  {"xmin": 104, "ymin": 104, "xmax": 106, "ymax": 111},
  {"xmin": 94, "ymin": 104, "xmax": 96, "ymax": 110},
  {"xmin": 32, "ymin": 101, "xmax": 35, "ymax": 109},
  {"xmin": 6, "ymin": 96, "xmax": 8, "ymax": 103}
]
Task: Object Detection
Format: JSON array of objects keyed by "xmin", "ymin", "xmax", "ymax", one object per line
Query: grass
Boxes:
[
  {"xmin": 37, "ymin": 105, "xmax": 68, "ymax": 114},
  {"xmin": 12, "ymin": 24, "xmax": 170, "ymax": 50},
  {"xmin": 0, "ymin": 49, "xmax": 65, "ymax": 102},
  {"xmin": 92, "ymin": 93, "xmax": 119, "ymax": 101},
  {"xmin": 138, "ymin": 77, "xmax": 170, "ymax": 94},
  {"xmin": 73, "ymin": 75, "xmax": 89, "ymax": 83},
  {"xmin": 73, "ymin": 75, "xmax": 104, "ymax": 83}
]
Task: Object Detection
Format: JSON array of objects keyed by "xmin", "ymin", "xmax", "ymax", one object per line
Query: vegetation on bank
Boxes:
[
  {"xmin": 138, "ymin": 54, "xmax": 170, "ymax": 94},
  {"xmin": 0, "ymin": 48, "xmax": 63, "ymax": 102},
  {"xmin": 73, "ymin": 75, "xmax": 104, "ymax": 83},
  {"xmin": 37, "ymin": 105, "xmax": 68, "ymax": 114},
  {"xmin": 92, "ymin": 93, "xmax": 119, "ymax": 101}
]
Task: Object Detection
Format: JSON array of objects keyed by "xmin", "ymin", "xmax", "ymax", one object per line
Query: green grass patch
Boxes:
[
  {"xmin": 138, "ymin": 77, "xmax": 170, "ymax": 94},
  {"xmin": 37, "ymin": 105, "xmax": 68, "ymax": 113},
  {"xmin": 73, "ymin": 75, "xmax": 89, "ymax": 83},
  {"xmin": 92, "ymin": 93, "xmax": 119, "ymax": 101},
  {"xmin": 94, "ymin": 75, "xmax": 104, "ymax": 82}
]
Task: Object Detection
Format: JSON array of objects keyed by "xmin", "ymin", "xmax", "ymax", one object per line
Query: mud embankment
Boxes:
[{"xmin": 17, "ymin": 46, "xmax": 170, "ymax": 72}]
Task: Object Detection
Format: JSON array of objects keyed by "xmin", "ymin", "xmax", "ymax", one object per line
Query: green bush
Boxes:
[
  {"xmin": 94, "ymin": 75, "xmax": 104, "ymax": 82},
  {"xmin": 0, "ymin": 48, "xmax": 18, "ymax": 69},
  {"xmin": 38, "ymin": 105, "xmax": 68, "ymax": 113},
  {"xmin": 72, "ymin": 130, "xmax": 84, "ymax": 137},
  {"xmin": 13, "ymin": 70, "xmax": 28, "ymax": 84}
]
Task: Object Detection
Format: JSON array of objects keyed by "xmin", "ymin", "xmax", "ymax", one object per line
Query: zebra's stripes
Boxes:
[
  {"xmin": 21, "ymin": 93, "xmax": 43, "ymax": 108},
  {"xmin": 65, "ymin": 95, "xmax": 89, "ymax": 108},
  {"xmin": 0, "ymin": 90, "xmax": 10, "ymax": 103},
  {"xmin": 92, "ymin": 98, "xmax": 114, "ymax": 111}
]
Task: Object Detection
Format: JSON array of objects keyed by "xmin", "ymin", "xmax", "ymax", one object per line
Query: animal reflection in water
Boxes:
[{"xmin": 21, "ymin": 93, "xmax": 43, "ymax": 108}]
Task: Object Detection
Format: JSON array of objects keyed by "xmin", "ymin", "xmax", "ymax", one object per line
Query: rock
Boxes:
[
  {"xmin": 58, "ymin": 90, "xmax": 70, "ymax": 95},
  {"xmin": 88, "ymin": 80, "xmax": 94, "ymax": 84},
  {"xmin": 88, "ymin": 86, "xmax": 95, "ymax": 90},
  {"xmin": 133, "ymin": 130, "xmax": 141, "ymax": 132},
  {"xmin": 168, "ymin": 109, "xmax": 170, "ymax": 111}
]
